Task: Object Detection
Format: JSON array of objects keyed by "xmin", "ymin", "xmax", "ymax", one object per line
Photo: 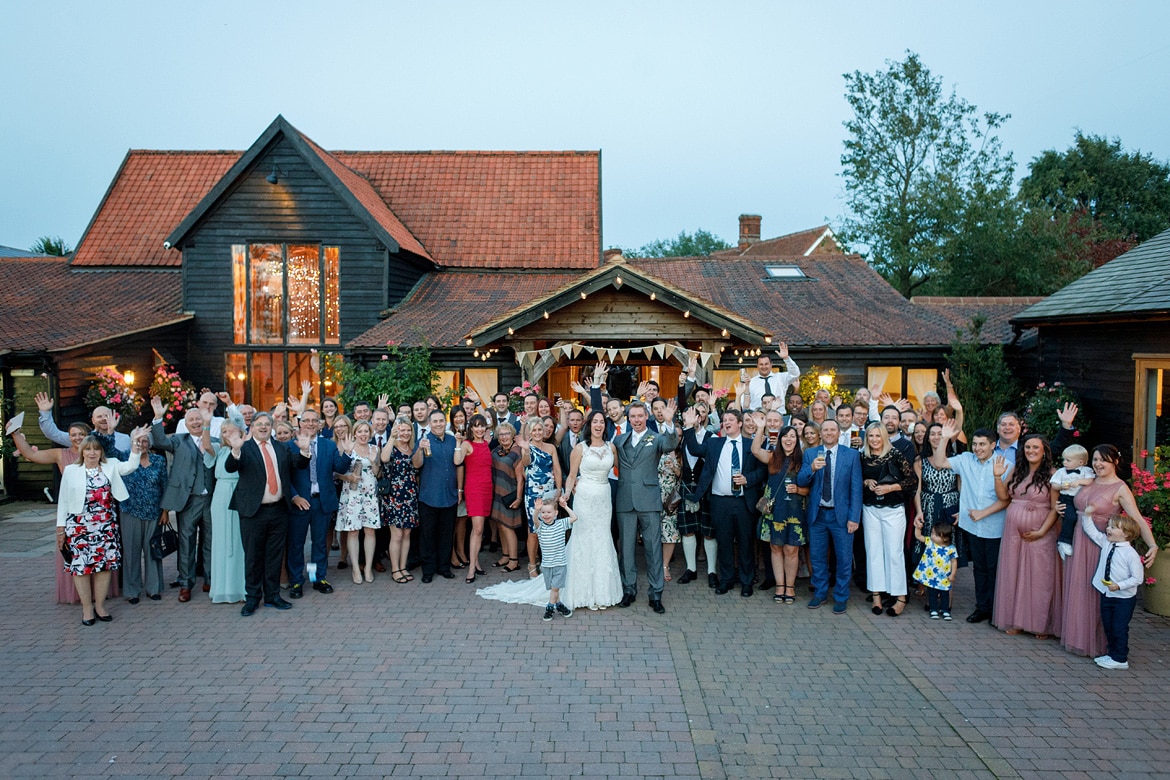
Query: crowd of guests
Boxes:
[{"xmin": 12, "ymin": 348, "xmax": 1158, "ymax": 670}]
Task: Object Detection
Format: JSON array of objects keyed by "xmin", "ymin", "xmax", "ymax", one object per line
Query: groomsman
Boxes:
[
  {"xmin": 286, "ymin": 408, "xmax": 351, "ymax": 599},
  {"xmin": 744, "ymin": 344, "xmax": 800, "ymax": 414}
]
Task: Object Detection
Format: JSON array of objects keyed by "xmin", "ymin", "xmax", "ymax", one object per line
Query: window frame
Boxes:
[{"xmin": 232, "ymin": 242, "xmax": 339, "ymax": 347}]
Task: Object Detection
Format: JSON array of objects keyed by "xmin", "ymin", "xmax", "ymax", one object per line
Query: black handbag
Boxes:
[
  {"xmin": 59, "ymin": 540, "xmax": 73, "ymax": 565},
  {"xmin": 150, "ymin": 518, "xmax": 179, "ymax": 561},
  {"xmin": 376, "ymin": 474, "xmax": 394, "ymax": 497}
]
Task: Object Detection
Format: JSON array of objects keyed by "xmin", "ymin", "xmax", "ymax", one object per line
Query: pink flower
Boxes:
[
  {"xmin": 1038, "ymin": 382, "xmax": 1046, "ymax": 388},
  {"xmin": 1146, "ymin": 577, "xmax": 1157, "ymax": 587},
  {"xmin": 112, "ymin": 394, "xmax": 121, "ymax": 403},
  {"xmin": 1142, "ymin": 449, "xmax": 1150, "ymax": 458},
  {"xmin": 100, "ymin": 388, "xmax": 107, "ymax": 397},
  {"xmin": 381, "ymin": 355, "xmax": 388, "ymax": 360}
]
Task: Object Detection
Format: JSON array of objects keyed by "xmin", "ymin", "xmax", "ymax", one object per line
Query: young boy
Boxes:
[
  {"xmin": 1052, "ymin": 444, "xmax": 1095, "ymax": 559},
  {"xmin": 537, "ymin": 494, "xmax": 577, "ymax": 621},
  {"xmin": 1081, "ymin": 507, "xmax": 1144, "ymax": 670}
]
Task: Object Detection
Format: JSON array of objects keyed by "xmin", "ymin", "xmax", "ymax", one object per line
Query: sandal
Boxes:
[
  {"xmin": 773, "ymin": 593, "xmax": 785, "ymax": 603},
  {"xmin": 528, "ymin": 563, "xmax": 540, "ymax": 579},
  {"xmin": 872, "ymin": 593, "xmax": 884, "ymax": 615},
  {"xmin": 784, "ymin": 586, "xmax": 796, "ymax": 605},
  {"xmin": 886, "ymin": 596, "xmax": 908, "ymax": 617},
  {"xmin": 392, "ymin": 570, "xmax": 409, "ymax": 583},
  {"xmin": 451, "ymin": 554, "xmax": 468, "ymax": 569},
  {"xmin": 663, "ymin": 565, "xmax": 672, "ymax": 583},
  {"xmin": 492, "ymin": 558, "xmax": 511, "ymax": 568},
  {"xmin": 501, "ymin": 557, "xmax": 520, "ymax": 573}
]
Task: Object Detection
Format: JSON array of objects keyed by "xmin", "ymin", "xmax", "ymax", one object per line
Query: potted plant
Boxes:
[{"xmin": 1131, "ymin": 445, "xmax": 1170, "ymax": 616}]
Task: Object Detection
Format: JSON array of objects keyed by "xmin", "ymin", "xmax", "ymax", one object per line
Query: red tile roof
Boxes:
[
  {"xmin": 335, "ymin": 151, "xmax": 600, "ymax": 269},
  {"xmin": 0, "ymin": 256, "xmax": 187, "ymax": 352},
  {"xmin": 72, "ymin": 151, "xmax": 237, "ymax": 267},
  {"xmin": 348, "ymin": 271, "xmax": 582, "ymax": 349},
  {"xmin": 712, "ymin": 225, "xmax": 841, "ymax": 258},
  {"xmin": 913, "ymin": 296, "xmax": 1045, "ymax": 344}
]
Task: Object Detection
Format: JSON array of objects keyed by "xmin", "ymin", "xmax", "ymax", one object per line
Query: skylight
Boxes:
[{"xmin": 764, "ymin": 265, "xmax": 805, "ymax": 278}]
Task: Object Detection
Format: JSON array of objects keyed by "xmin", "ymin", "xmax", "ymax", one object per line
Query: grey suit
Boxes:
[
  {"xmin": 151, "ymin": 422, "xmax": 212, "ymax": 589},
  {"xmin": 613, "ymin": 424, "xmax": 679, "ymax": 600}
]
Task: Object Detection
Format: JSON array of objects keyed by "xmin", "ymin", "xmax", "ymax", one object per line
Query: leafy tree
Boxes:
[
  {"xmin": 946, "ymin": 316, "xmax": 1019, "ymax": 435},
  {"xmin": 1020, "ymin": 132, "xmax": 1170, "ymax": 263},
  {"xmin": 837, "ymin": 51, "xmax": 1015, "ymax": 298},
  {"xmin": 621, "ymin": 229, "xmax": 731, "ymax": 258},
  {"xmin": 30, "ymin": 235, "xmax": 72, "ymax": 256},
  {"xmin": 339, "ymin": 345, "xmax": 439, "ymax": 413}
]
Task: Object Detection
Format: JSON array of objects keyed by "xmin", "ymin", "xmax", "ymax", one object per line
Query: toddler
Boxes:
[
  {"xmin": 1052, "ymin": 445, "xmax": 1095, "ymax": 559},
  {"xmin": 1081, "ymin": 507, "xmax": 1144, "ymax": 670},
  {"xmin": 537, "ymin": 494, "xmax": 577, "ymax": 621},
  {"xmin": 913, "ymin": 519, "xmax": 958, "ymax": 620}
]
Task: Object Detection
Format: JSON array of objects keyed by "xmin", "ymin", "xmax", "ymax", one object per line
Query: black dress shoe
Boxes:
[
  {"xmin": 312, "ymin": 580, "xmax": 334, "ymax": 594},
  {"xmin": 148, "ymin": 594, "xmax": 161, "ymax": 601},
  {"xmin": 169, "ymin": 580, "xmax": 181, "ymax": 588},
  {"xmin": 95, "ymin": 612, "xmax": 113, "ymax": 622},
  {"xmin": 421, "ymin": 574, "xmax": 434, "ymax": 583},
  {"xmin": 337, "ymin": 560, "xmax": 348, "ymax": 569},
  {"xmin": 707, "ymin": 573, "xmax": 718, "ymax": 588},
  {"xmin": 128, "ymin": 597, "xmax": 140, "ymax": 605},
  {"xmin": 264, "ymin": 598, "xmax": 293, "ymax": 610},
  {"xmin": 81, "ymin": 617, "xmax": 96, "ymax": 626},
  {"xmin": 741, "ymin": 586, "xmax": 753, "ymax": 598},
  {"xmin": 966, "ymin": 610, "xmax": 990, "ymax": 624},
  {"xmin": 289, "ymin": 584, "xmax": 304, "ymax": 599},
  {"xmin": 618, "ymin": 593, "xmax": 635, "ymax": 608},
  {"xmin": 649, "ymin": 599, "xmax": 665, "ymax": 614},
  {"xmin": 715, "ymin": 585, "xmax": 730, "ymax": 595},
  {"xmin": 678, "ymin": 569, "xmax": 697, "ymax": 584},
  {"xmin": 240, "ymin": 601, "xmax": 258, "ymax": 617},
  {"xmin": 758, "ymin": 579, "xmax": 776, "ymax": 591},
  {"xmin": 440, "ymin": 572, "xmax": 456, "ymax": 579}
]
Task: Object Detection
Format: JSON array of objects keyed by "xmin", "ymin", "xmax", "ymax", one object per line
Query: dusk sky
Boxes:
[{"xmin": 3, "ymin": 2, "xmax": 1169, "ymax": 254}]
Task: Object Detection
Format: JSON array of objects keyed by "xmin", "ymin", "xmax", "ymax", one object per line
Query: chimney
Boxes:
[
  {"xmin": 738, "ymin": 214, "xmax": 761, "ymax": 248},
  {"xmin": 603, "ymin": 248, "xmax": 623, "ymax": 262}
]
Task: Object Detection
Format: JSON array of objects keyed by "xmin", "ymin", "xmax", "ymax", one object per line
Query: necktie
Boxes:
[
  {"xmin": 730, "ymin": 439, "xmax": 741, "ymax": 495},
  {"xmin": 822, "ymin": 449, "xmax": 833, "ymax": 504},
  {"xmin": 261, "ymin": 441, "xmax": 278, "ymax": 495},
  {"xmin": 1105, "ymin": 543, "xmax": 1116, "ymax": 581},
  {"xmin": 763, "ymin": 374, "xmax": 773, "ymax": 398},
  {"xmin": 309, "ymin": 438, "xmax": 319, "ymax": 494}
]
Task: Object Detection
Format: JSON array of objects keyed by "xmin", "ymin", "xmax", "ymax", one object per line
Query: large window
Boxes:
[
  {"xmin": 867, "ymin": 366, "xmax": 939, "ymax": 410},
  {"xmin": 1135, "ymin": 355, "xmax": 1170, "ymax": 470},
  {"xmin": 229, "ymin": 243, "xmax": 340, "ymax": 407}
]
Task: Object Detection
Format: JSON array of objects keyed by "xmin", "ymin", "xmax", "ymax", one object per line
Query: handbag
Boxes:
[
  {"xmin": 755, "ymin": 492, "xmax": 774, "ymax": 516},
  {"xmin": 664, "ymin": 486, "xmax": 683, "ymax": 514},
  {"xmin": 59, "ymin": 540, "xmax": 73, "ymax": 565},
  {"xmin": 150, "ymin": 517, "xmax": 179, "ymax": 561},
  {"xmin": 500, "ymin": 490, "xmax": 517, "ymax": 507},
  {"xmin": 376, "ymin": 473, "xmax": 394, "ymax": 497}
]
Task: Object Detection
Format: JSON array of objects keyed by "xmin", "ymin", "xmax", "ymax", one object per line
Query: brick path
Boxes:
[{"xmin": 1, "ymin": 501, "xmax": 1167, "ymax": 779}]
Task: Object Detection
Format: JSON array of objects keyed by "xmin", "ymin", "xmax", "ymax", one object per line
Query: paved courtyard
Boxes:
[{"xmin": 1, "ymin": 499, "xmax": 1167, "ymax": 779}]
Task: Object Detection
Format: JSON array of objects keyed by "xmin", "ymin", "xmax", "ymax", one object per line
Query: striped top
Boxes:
[{"xmin": 536, "ymin": 516, "xmax": 571, "ymax": 567}]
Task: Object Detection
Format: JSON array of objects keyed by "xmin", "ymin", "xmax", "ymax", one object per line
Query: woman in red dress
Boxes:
[{"xmin": 457, "ymin": 414, "xmax": 494, "ymax": 584}]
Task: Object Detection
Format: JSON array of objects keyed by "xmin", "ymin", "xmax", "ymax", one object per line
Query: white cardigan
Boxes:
[{"xmin": 56, "ymin": 458, "xmax": 140, "ymax": 527}]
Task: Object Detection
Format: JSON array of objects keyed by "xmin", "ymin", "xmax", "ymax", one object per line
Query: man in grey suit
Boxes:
[
  {"xmin": 613, "ymin": 398, "xmax": 678, "ymax": 614},
  {"xmin": 150, "ymin": 399, "xmax": 213, "ymax": 603}
]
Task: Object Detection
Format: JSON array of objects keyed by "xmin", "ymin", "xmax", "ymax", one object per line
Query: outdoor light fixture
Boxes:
[
  {"xmin": 615, "ymin": 276, "xmax": 623, "ymax": 288},
  {"xmin": 466, "ymin": 338, "xmax": 473, "ymax": 346},
  {"xmin": 721, "ymin": 329, "xmax": 729, "ymax": 337},
  {"xmin": 818, "ymin": 374, "xmax": 833, "ymax": 389},
  {"xmin": 580, "ymin": 292, "xmax": 587, "ymax": 299},
  {"xmin": 684, "ymin": 311, "xmax": 690, "ymax": 318},
  {"xmin": 649, "ymin": 293, "xmax": 656, "ymax": 301},
  {"xmin": 507, "ymin": 327, "xmax": 514, "ymax": 335},
  {"xmin": 123, "ymin": 370, "xmax": 135, "ymax": 385},
  {"xmin": 265, "ymin": 163, "xmax": 282, "ymax": 184}
]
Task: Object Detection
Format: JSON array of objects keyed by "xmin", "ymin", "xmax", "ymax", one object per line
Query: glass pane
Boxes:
[
  {"xmin": 713, "ymin": 370, "xmax": 741, "ymax": 401},
  {"xmin": 867, "ymin": 366, "xmax": 902, "ymax": 400},
  {"xmin": 250, "ymin": 353, "xmax": 285, "ymax": 414},
  {"xmin": 249, "ymin": 244, "xmax": 284, "ymax": 344},
  {"xmin": 463, "ymin": 368, "xmax": 498, "ymax": 410},
  {"xmin": 319, "ymin": 351, "xmax": 345, "ymax": 402},
  {"xmin": 231, "ymin": 245, "xmax": 246, "ymax": 344},
  {"xmin": 225, "ymin": 353, "xmax": 247, "ymax": 405},
  {"xmin": 324, "ymin": 246, "xmax": 340, "ymax": 344},
  {"xmin": 287, "ymin": 245, "xmax": 321, "ymax": 344},
  {"xmin": 287, "ymin": 352, "xmax": 316, "ymax": 407},
  {"xmin": 906, "ymin": 368, "xmax": 938, "ymax": 411},
  {"xmin": 435, "ymin": 371, "xmax": 458, "ymax": 408}
]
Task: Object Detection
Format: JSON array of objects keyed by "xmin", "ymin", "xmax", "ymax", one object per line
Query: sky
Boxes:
[{"xmin": 3, "ymin": 1, "xmax": 1169, "ymax": 255}]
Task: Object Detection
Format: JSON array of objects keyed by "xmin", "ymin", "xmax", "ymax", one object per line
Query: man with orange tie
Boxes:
[{"xmin": 224, "ymin": 412, "xmax": 310, "ymax": 616}]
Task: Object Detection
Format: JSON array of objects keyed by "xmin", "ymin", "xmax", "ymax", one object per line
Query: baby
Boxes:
[{"xmin": 1052, "ymin": 444, "xmax": 1095, "ymax": 559}]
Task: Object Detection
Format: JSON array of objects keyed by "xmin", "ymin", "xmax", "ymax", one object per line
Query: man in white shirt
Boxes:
[{"xmin": 744, "ymin": 344, "xmax": 800, "ymax": 414}]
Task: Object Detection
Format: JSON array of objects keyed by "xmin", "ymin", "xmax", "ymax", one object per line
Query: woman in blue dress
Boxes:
[
  {"xmin": 752, "ymin": 423, "xmax": 807, "ymax": 604},
  {"xmin": 519, "ymin": 417, "xmax": 561, "ymax": 578},
  {"xmin": 207, "ymin": 421, "xmax": 246, "ymax": 603}
]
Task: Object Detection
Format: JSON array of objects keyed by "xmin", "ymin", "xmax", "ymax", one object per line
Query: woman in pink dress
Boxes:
[
  {"xmin": 1061, "ymin": 445, "xmax": 1157, "ymax": 656},
  {"xmin": 456, "ymin": 414, "xmax": 494, "ymax": 584},
  {"xmin": 992, "ymin": 435, "xmax": 1061, "ymax": 638}
]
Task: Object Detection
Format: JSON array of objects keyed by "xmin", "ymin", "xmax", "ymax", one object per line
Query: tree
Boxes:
[
  {"xmin": 339, "ymin": 345, "xmax": 439, "ymax": 412},
  {"xmin": 946, "ymin": 316, "xmax": 1019, "ymax": 435},
  {"xmin": 30, "ymin": 235, "xmax": 72, "ymax": 256},
  {"xmin": 837, "ymin": 51, "xmax": 1015, "ymax": 298},
  {"xmin": 1020, "ymin": 132, "xmax": 1170, "ymax": 267},
  {"xmin": 621, "ymin": 229, "xmax": 731, "ymax": 258}
]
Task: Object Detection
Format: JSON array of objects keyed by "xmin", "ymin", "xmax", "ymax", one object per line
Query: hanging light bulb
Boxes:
[{"xmin": 649, "ymin": 292, "xmax": 656, "ymax": 301}]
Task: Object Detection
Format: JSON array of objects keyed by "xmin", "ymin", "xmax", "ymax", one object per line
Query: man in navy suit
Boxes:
[
  {"xmin": 286, "ymin": 408, "xmax": 351, "ymax": 598},
  {"xmin": 685, "ymin": 407, "xmax": 767, "ymax": 597},
  {"xmin": 797, "ymin": 418, "xmax": 863, "ymax": 613}
]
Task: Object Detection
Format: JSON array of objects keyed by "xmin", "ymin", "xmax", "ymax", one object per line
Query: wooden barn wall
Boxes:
[
  {"xmin": 181, "ymin": 136, "xmax": 429, "ymax": 390},
  {"xmin": 1033, "ymin": 319, "xmax": 1170, "ymax": 452}
]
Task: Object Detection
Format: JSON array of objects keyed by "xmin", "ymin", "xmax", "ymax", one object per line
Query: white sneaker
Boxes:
[
  {"xmin": 929, "ymin": 610, "xmax": 940, "ymax": 619},
  {"xmin": 1057, "ymin": 542, "xmax": 1073, "ymax": 560},
  {"xmin": 1093, "ymin": 655, "xmax": 1111, "ymax": 664},
  {"xmin": 1094, "ymin": 656, "xmax": 1129, "ymax": 670}
]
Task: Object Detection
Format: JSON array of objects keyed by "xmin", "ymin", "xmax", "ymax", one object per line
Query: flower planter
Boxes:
[{"xmin": 1143, "ymin": 548, "xmax": 1170, "ymax": 617}]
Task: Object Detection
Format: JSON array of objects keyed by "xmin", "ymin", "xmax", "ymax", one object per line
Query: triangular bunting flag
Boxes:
[
  {"xmin": 654, "ymin": 343, "xmax": 665, "ymax": 358},
  {"xmin": 642, "ymin": 346, "xmax": 654, "ymax": 359},
  {"xmin": 618, "ymin": 349, "xmax": 631, "ymax": 363}
]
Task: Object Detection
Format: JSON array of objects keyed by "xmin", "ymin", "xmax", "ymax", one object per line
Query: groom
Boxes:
[{"xmin": 613, "ymin": 398, "xmax": 678, "ymax": 614}]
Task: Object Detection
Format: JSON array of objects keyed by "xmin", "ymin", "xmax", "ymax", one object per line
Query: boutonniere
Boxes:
[{"xmin": 643, "ymin": 434, "xmax": 656, "ymax": 447}]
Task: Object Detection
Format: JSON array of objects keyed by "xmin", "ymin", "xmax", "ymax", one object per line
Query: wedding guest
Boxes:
[
  {"xmin": 379, "ymin": 419, "xmax": 420, "ymax": 583},
  {"xmin": 1080, "ymin": 509, "xmax": 1144, "ymax": 670},
  {"xmin": 913, "ymin": 423, "xmax": 961, "ymax": 582},
  {"xmin": 457, "ymin": 414, "xmax": 494, "ymax": 583},
  {"xmin": 36, "ymin": 391, "xmax": 130, "ymax": 458},
  {"xmin": 489, "ymin": 423, "xmax": 525, "ymax": 573},
  {"xmin": 411, "ymin": 409, "xmax": 460, "ymax": 583},
  {"xmin": 860, "ymin": 422, "xmax": 917, "ymax": 617},
  {"xmin": 676, "ymin": 401, "xmax": 716, "ymax": 586},
  {"xmin": 752, "ymin": 423, "xmax": 807, "ymax": 603},
  {"xmin": 743, "ymin": 345, "xmax": 800, "ymax": 414},
  {"xmin": 207, "ymin": 422, "xmax": 246, "ymax": 604},
  {"xmin": 798, "ymin": 419, "xmax": 863, "ymax": 613},
  {"xmin": 56, "ymin": 433, "xmax": 145, "ymax": 625},
  {"xmin": 518, "ymin": 417, "xmax": 562, "ymax": 577},
  {"xmin": 287, "ymin": 408, "xmax": 351, "ymax": 595},
  {"xmin": 336, "ymin": 420, "xmax": 381, "ymax": 584},
  {"xmin": 119, "ymin": 427, "xmax": 168, "ymax": 604},
  {"xmin": 322, "ymin": 397, "xmax": 342, "ymax": 433}
]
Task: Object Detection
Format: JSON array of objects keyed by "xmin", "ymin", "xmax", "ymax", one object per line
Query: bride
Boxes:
[{"xmin": 478, "ymin": 410, "xmax": 623, "ymax": 610}]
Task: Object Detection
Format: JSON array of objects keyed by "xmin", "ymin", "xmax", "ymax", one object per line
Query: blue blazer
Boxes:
[
  {"xmin": 797, "ymin": 445, "xmax": 863, "ymax": 526},
  {"xmin": 686, "ymin": 431, "xmax": 766, "ymax": 508},
  {"xmin": 286, "ymin": 436, "xmax": 351, "ymax": 514}
]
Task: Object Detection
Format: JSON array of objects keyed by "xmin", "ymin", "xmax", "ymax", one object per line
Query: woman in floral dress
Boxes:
[
  {"xmin": 379, "ymin": 419, "xmax": 419, "ymax": 583},
  {"xmin": 752, "ymin": 424, "xmax": 807, "ymax": 603},
  {"xmin": 659, "ymin": 448, "xmax": 682, "ymax": 582},
  {"xmin": 336, "ymin": 420, "xmax": 381, "ymax": 584},
  {"xmin": 520, "ymin": 417, "xmax": 562, "ymax": 577}
]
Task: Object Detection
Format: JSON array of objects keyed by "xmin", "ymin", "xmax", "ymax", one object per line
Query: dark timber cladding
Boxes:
[{"xmin": 179, "ymin": 135, "xmax": 429, "ymax": 387}]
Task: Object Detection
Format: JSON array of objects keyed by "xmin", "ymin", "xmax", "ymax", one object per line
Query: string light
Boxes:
[
  {"xmin": 649, "ymin": 293, "xmax": 656, "ymax": 301},
  {"xmin": 580, "ymin": 292, "xmax": 587, "ymax": 300}
]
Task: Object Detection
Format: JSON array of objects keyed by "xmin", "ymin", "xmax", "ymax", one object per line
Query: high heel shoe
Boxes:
[
  {"xmin": 451, "ymin": 553, "xmax": 468, "ymax": 569},
  {"xmin": 871, "ymin": 593, "xmax": 884, "ymax": 615},
  {"xmin": 95, "ymin": 612, "xmax": 112, "ymax": 622},
  {"xmin": 81, "ymin": 617, "xmax": 96, "ymax": 626},
  {"xmin": 352, "ymin": 569, "xmax": 363, "ymax": 584},
  {"xmin": 783, "ymin": 586, "xmax": 796, "ymax": 605},
  {"xmin": 501, "ymin": 557, "xmax": 520, "ymax": 573},
  {"xmin": 363, "ymin": 570, "xmax": 374, "ymax": 583},
  {"xmin": 886, "ymin": 596, "xmax": 908, "ymax": 617}
]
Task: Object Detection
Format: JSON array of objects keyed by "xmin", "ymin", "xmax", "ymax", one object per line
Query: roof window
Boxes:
[{"xmin": 764, "ymin": 265, "xmax": 805, "ymax": 278}]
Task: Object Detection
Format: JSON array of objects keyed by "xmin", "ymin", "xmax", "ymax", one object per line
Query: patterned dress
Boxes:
[
  {"xmin": 491, "ymin": 445, "xmax": 524, "ymax": 530},
  {"xmin": 336, "ymin": 450, "xmax": 381, "ymax": 531},
  {"xmin": 523, "ymin": 445, "xmax": 556, "ymax": 533},
  {"xmin": 381, "ymin": 447, "xmax": 419, "ymax": 530},
  {"xmin": 659, "ymin": 451, "xmax": 681, "ymax": 543},
  {"xmin": 760, "ymin": 468, "xmax": 806, "ymax": 546},
  {"xmin": 914, "ymin": 541, "xmax": 958, "ymax": 590},
  {"xmin": 916, "ymin": 458, "xmax": 961, "ymax": 565},
  {"xmin": 64, "ymin": 468, "xmax": 120, "ymax": 575}
]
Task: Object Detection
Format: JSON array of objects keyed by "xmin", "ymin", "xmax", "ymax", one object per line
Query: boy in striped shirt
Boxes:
[{"xmin": 538, "ymin": 494, "xmax": 577, "ymax": 621}]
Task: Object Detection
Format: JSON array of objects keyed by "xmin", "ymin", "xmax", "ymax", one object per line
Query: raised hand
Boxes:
[
  {"xmin": 377, "ymin": 393, "xmax": 390, "ymax": 411},
  {"xmin": 894, "ymin": 398, "xmax": 911, "ymax": 413},
  {"xmin": 295, "ymin": 432, "xmax": 313, "ymax": 452},
  {"xmin": 150, "ymin": 396, "xmax": 166, "ymax": 419},
  {"xmin": 682, "ymin": 407, "xmax": 697, "ymax": 428},
  {"xmin": 776, "ymin": 341, "xmax": 789, "ymax": 360},
  {"xmin": 878, "ymin": 392, "xmax": 895, "ymax": 408},
  {"xmin": 273, "ymin": 401, "xmax": 287, "ymax": 419},
  {"xmin": 35, "ymin": 392, "xmax": 53, "ymax": 412},
  {"xmin": 940, "ymin": 419, "xmax": 960, "ymax": 440},
  {"xmin": 223, "ymin": 427, "xmax": 244, "ymax": 451},
  {"xmin": 199, "ymin": 406, "xmax": 213, "ymax": 425},
  {"xmin": 687, "ymin": 356, "xmax": 698, "ymax": 376},
  {"xmin": 594, "ymin": 361, "xmax": 608, "ymax": 384},
  {"xmin": 466, "ymin": 389, "xmax": 479, "ymax": 404},
  {"xmin": 1057, "ymin": 402, "xmax": 1078, "ymax": 428},
  {"xmin": 992, "ymin": 455, "xmax": 1008, "ymax": 477},
  {"xmin": 217, "ymin": 390, "xmax": 233, "ymax": 407},
  {"xmin": 636, "ymin": 380, "xmax": 651, "ymax": 399},
  {"xmin": 570, "ymin": 380, "xmax": 588, "ymax": 395},
  {"xmin": 664, "ymin": 397, "xmax": 678, "ymax": 420}
]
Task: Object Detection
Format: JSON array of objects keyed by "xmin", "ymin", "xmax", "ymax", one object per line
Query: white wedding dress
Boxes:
[{"xmin": 477, "ymin": 444, "xmax": 623, "ymax": 610}]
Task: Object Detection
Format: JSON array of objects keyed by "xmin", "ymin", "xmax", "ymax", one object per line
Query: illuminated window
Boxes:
[
  {"xmin": 231, "ymin": 243, "xmax": 339, "ymax": 346},
  {"xmin": 1135, "ymin": 355, "xmax": 1170, "ymax": 470},
  {"xmin": 867, "ymin": 366, "xmax": 939, "ymax": 410}
]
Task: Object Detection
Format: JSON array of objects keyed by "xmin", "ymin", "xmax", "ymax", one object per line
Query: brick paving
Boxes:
[{"xmin": 1, "ymin": 500, "xmax": 1167, "ymax": 779}]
